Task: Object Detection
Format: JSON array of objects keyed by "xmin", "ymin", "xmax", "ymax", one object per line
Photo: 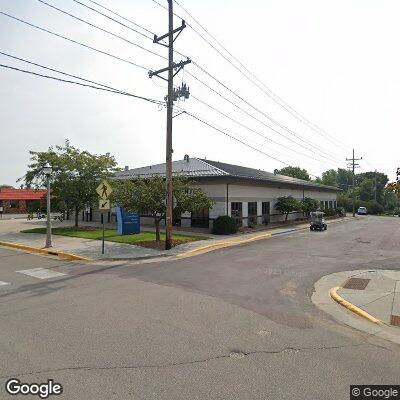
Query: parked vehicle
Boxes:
[
  {"xmin": 36, "ymin": 211, "xmax": 46, "ymax": 219},
  {"xmin": 357, "ymin": 206, "xmax": 368, "ymax": 215},
  {"xmin": 310, "ymin": 211, "xmax": 327, "ymax": 231}
]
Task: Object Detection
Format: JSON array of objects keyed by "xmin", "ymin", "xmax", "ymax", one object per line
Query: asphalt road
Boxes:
[{"xmin": 0, "ymin": 216, "xmax": 400, "ymax": 399}]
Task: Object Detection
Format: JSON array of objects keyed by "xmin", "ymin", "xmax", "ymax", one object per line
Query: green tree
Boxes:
[
  {"xmin": 277, "ymin": 166, "xmax": 310, "ymax": 181},
  {"xmin": 301, "ymin": 197, "xmax": 320, "ymax": 216},
  {"xmin": 113, "ymin": 176, "xmax": 214, "ymax": 242},
  {"xmin": 275, "ymin": 196, "xmax": 301, "ymax": 221},
  {"xmin": 356, "ymin": 178, "xmax": 375, "ymax": 201},
  {"xmin": 356, "ymin": 171, "xmax": 388, "ymax": 203},
  {"xmin": 23, "ymin": 140, "xmax": 118, "ymax": 227},
  {"xmin": 0, "ymin": 184, "xmax": 14, "ymax": 188},
  {"xmin": 320, "ymin": 169, "xmax": 338, "ymax": 187}
]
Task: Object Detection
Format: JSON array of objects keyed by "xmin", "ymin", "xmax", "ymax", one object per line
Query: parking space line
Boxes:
[
  {"xmin": 16, "ymin": 268, "xmax": 67, "ymax": 279},
  {"xmin": 0, "ymin": 281, "xmax": 10, "ymax": 286}
]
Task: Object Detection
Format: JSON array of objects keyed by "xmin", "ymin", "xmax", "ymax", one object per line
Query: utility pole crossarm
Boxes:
[
  {"xmin": 153, "ymin": 20, "xmax": 186, "ymax": 44},
  {"xmin": 148, "ymin": 59, "xmax": 191, "ymax": 79}
]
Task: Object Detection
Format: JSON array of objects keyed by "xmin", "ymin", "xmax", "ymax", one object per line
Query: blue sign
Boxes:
[{"xmin": 116, "ymin": 207, "xmax": 140, "ymax": 235}]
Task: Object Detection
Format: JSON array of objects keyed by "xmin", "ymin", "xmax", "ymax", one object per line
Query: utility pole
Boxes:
[
  {"xmin": 346, "ymin": 149, "xmax": 362, "ymax": 217},
  {"xmin": 374, "ymin": 169, "xmax": 377, "ymax": 202},
  {"xmin": 149, "ymin": 0, "xmax": 191, "ymax": 250}
]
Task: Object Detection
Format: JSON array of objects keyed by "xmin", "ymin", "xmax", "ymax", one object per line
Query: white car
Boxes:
[{"xmin": 357, "ymin": 206, "xmax": 367, "ymax": 215}]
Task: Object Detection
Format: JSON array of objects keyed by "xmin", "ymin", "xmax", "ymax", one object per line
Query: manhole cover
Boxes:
[
  {"xmin": 343, "ymin": 278, "xmax": 370, "ymax": 290},
  {"xmin": 390, "ymin": 315, "xmax": 400, "ymax": 327}
]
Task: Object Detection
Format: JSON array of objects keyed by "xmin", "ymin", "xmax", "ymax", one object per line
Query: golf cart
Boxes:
[{"xmin": 310, "ymin": 211, "xmax": 327, "ymax": 231}]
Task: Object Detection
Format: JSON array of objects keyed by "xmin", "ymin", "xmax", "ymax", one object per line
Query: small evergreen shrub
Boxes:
[{"xmin": 212, "ymin": 215, "xmax": 238, "ymax": 235}]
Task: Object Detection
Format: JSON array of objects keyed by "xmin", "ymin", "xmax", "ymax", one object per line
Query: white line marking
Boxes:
[
  {"xmin": 17, "ymin": 268, "xmax": 66, "ymax": 279},
  {"xmin": 0, "ymin": 281, "xmax": 10, "ymax": 286}
]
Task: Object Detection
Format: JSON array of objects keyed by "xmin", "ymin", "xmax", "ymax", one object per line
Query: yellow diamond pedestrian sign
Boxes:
[{"xmin": 96, "ymin": 180, "xmax": 112, "ymax": 199}]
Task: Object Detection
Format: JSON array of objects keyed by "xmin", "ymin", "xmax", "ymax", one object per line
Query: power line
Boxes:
[
  {"xmin": 0, "ymin": 51, "xmax": 135, "ymax": 95},
  {"xmin": 0, "ymin": 11, "xmax": 149, "ymax": 71},
  {"xmin": 50, "ymin": 0, "xmax": 340, "ymax": 164},
  {"xmin": 87, "ymin": 0, "xmax": 155, "ymax": 36},
  {"xmin": 190, "ymin": 94, "xmax": 339, "ymax": 168},
  {"xmin": 185, "ymin": 70, "xmax": 342, "ymax": 164},
  {"xmin": 0, "ymin": 62, "xmax": 164, "ymax": 105},
  {"xmin": 71, "ymin": 0, "xmax": 154, "ymax": 40},
  {"xmin": 36, "ymin": 0, "xmax": 166, "ymax": 60},
  {"xmin": 3, "ymin": 5, "xmax": 342, "ymax": 169},
  {"xmin": 170, "ymin": 0, "xmax": 350, "ymax": 152},
  {"xmin": 190, "ymin": 62, "xmax": 342, "ymax": 162},
  {"xmin": 183, "ymin": 111, "xmax": 290, "ymax": 166}
]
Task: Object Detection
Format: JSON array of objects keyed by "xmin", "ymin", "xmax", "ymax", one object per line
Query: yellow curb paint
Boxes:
[
  {"xmin": 329, "ymin": 286, "xmax": 382, "ymax": 324},
  {"xmin": 178, "ymin": 232, "xmax": 272, "ymax": 258},
  {"xmin": 0, "ymin": 241, "xmax": 90, "ymax": 261}
]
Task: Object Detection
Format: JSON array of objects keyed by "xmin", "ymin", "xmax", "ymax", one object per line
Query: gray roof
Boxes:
[{"xmin": 115, "ymin": 157, "xmax": 340, "ymax": 191}]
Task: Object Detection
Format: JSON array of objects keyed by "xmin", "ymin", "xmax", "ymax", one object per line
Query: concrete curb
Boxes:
[
  {"xmin": 176, "ymin": 232, "xmax": 273, "ymax": 258},
  {"xmin": 0, "ymin": 241, "xmax": 90, "ymax": 261},
  {"xmin": 329, "ymin": 286, "xmax": 382, "ymax": 324}
]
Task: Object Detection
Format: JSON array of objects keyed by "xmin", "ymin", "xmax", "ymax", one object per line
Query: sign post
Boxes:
[
  {"xmin": 101, "ymin": 212, "xmax": 105, "ymax": 255},
  {"xmin": 96, "ymin": 180, "xmax": 112, "ymax": 256}
]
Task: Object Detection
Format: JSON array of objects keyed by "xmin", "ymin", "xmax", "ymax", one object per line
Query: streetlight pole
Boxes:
[{"xmin": 43, "ymin": 164, "xmax": 52, "ymax": 248}]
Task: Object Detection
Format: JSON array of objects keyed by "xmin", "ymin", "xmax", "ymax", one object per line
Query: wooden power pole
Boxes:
[
  {"xmin": 346, "ymin": 149, "xmax": 362, "ymax": 217},
  {"xmin": 149, "ymin": 0, "xmax": 191, "ymax": 249}
]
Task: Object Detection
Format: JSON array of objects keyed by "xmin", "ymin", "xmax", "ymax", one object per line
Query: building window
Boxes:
[
  {"xmin": 329, "ymin": 201, "xmax": 333, "ymax": 209},
  {"xmin": 231, "ymin": 202, "xmax": 243, "ymax": 227},
  {"xmin": 262, "ymin": 201, "xmax": 270, "ymax": 224},
  {"xmin": 191, "ymin": 207, "xmax": 209, "ymax": 228},
  {"xmin": 325, "ymin": 201, "xmax": 329, "ymax": 209},
  {"xmin": 320, "ymin": 201, "xmax": 324, "ymax": 210},
  {"xmin": 248, "ymin": 202, "xmax": 257, "ymax": 225},
  {"xmin": 9, "ymin": 200, "xmax": 19, "ymax": 209}
]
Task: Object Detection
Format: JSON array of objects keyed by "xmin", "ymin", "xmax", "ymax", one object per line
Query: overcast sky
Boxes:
[{"xmin": 1, "ymin": 0, "xmax": 399, "ymax": 186}]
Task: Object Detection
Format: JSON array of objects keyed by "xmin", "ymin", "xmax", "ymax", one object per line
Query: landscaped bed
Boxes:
[{"xmin": 20, "ymin": 227, "xmax": 207, "ymax": 249}]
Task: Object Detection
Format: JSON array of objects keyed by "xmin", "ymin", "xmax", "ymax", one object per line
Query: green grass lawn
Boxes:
[{"xmin": 20, "ymin": 227, "xmax": 207, "ymax": 245}]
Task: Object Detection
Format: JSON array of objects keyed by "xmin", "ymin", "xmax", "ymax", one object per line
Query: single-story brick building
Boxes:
[
  {"xmin": 0, "ymin": 188, "xmax": 47, "ymax": 214},
  {"xmin": 112, "ymin": 156, "xmax": 340, "ymax": 229}
]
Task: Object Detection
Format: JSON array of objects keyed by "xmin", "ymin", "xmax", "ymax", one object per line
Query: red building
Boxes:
[{"xmin": 0, "ymin": 188, "xmax": 47, "ymax": 214}]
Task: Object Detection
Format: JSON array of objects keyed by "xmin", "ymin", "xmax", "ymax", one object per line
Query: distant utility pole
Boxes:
[
  {"xmin": 346, "ymin": 149, "xmax": 362, "ymax": 217},
  {"xmin": 374, "ymin": 169, "xmax": 377, "ymax": 202},
  {"xmin": 149, "ymin": 0, "xmax": 191, "ymax": 249}
]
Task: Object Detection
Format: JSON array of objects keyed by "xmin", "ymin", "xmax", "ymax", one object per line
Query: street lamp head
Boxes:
[{"xmin": 42, "ymin": 164, "xmax": 52, "ymax": 176}]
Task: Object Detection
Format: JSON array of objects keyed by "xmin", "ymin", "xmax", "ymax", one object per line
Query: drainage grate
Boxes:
[
  {"xmin": 390, "ymin": 315, "xmax": 400, "ymax": 327},
  {"xmin": 343, "ymin": 278, "xmax": 370, "ymax": 290}
]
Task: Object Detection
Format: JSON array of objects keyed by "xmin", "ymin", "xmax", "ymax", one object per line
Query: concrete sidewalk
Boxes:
[
  {"xmin": 312, "ymin": 269, "xmax": 400, "ymax": 345},
  {"xmin": 337, "ymin": 270, "xmax": 400, "ymax": 326}
]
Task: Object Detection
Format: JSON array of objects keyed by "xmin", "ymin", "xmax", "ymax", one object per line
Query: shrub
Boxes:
[
  {"xmin": 324, "ymin": 208, "xmax": 337, "ymax": 217},
  {"xmin": 212, "ymin": 215, "xmax": 238, "ymax": 235},
  {"xmin": 365, "ymin": 200, "xmax": 384, "ymax": 215}
]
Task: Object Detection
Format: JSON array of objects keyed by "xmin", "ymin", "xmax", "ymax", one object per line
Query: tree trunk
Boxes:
[
  {"xmin": 155, "ymin": 218, "xmax": 160, "ymax": 242},
  {"xmin": 285, "ymin": 212, "xmax": 289, "ymax": 222},
  {"xmin": 74, "ymin": 206, "xmax": 79, "ymax": 228}
]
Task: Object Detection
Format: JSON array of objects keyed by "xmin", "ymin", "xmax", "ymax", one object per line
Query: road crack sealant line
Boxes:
[
  {"xmin": 0, "ymin": 343, "xmax": 367, "ymax": 379},
  {"xmin": 329, "ymin": 286, "xmax": 382, "ymax": 324}
]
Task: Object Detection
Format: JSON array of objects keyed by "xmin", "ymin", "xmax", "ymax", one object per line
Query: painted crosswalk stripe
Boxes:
[
  {"xmin": 17, "ymin": 268, "xmax": 66, "ymax": 279},
  {"xmin": 0, "ymin": 281, "xmax": 10, "ymax": 286}
]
